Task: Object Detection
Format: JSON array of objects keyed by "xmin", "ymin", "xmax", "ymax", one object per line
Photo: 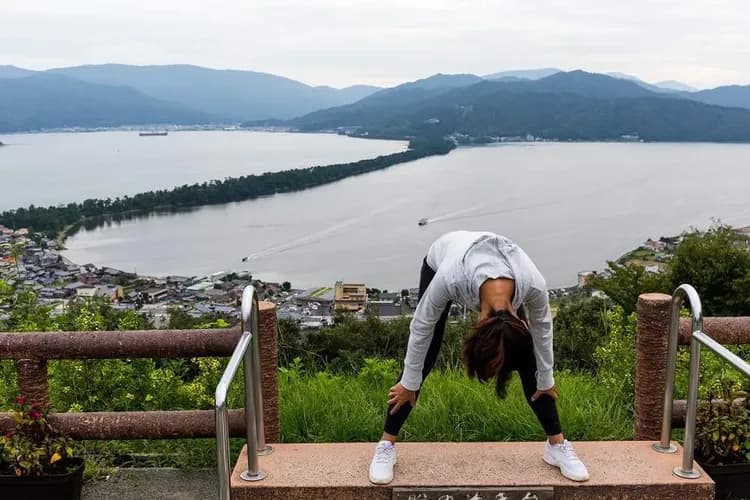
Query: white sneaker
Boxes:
[
  {"xmin": 369, "ymin": 440, "xmax": 397, "ymax": 484},
  {"xmin": 543, "ymin": 439, "xmax": 590, "ymax": 481}
]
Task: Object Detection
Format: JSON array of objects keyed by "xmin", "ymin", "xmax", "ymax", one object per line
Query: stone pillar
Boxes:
[
  {"xmin": 15, "ymin": 359, "xmax": 49, "ymax": 407},
  {"xmin": 258, "ymin": 302, "xmax": 279, "ymax": 443},
  {"xmin": 634, "ymin": 293, "xmax": 672, "ymax": 440}
]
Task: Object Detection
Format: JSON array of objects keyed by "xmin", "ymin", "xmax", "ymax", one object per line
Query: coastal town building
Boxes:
[{"xmin": 333, "ymin": 281, "xmax": 367, "ymax": 312}]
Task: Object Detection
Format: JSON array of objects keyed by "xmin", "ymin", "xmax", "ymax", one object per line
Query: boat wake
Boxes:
[{"xmin": 241, "ymin": 204, "xmax": 405, "ymax": 261}]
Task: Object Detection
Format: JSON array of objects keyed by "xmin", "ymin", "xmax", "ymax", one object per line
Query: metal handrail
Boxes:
[
  {"xmin": 215, "ymin": 286, "xmax": 271, "ymax": 500},
  {"xmin": 654, "ymin": 284, "xmax": 750, "ymax": 479}
]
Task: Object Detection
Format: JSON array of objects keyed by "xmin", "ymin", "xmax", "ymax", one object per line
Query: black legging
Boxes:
[{"xmin": 384, "ymin": 258, "xmax": 563, "ymax": 437}]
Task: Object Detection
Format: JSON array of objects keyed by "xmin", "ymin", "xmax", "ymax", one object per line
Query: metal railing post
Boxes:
[
  {"xmin": 653, "ymin": 284, "xmax": 702, "ymax": 454},
  {"xmin": 215, "ymin": 286, "xmax": 267, "ymax": 500},
  {"xmin": 241, "ymin": 323, "xmax": 262, "ymax": 481},
  {"xmin": 215, "ymin": 390, "xmax": 231, "ymax": 500},
  {"xmin": 652, "ymin": 284, "xmax": 750, "ymax": 480},
  {"xmin": 675, "ymin": 335, "xmax": 702, "ymax": 479}
]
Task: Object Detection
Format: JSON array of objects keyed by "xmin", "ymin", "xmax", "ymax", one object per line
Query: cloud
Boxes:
[{"xmin": 1, "ymin": 0, "xmax": 748, "ymax": 88}]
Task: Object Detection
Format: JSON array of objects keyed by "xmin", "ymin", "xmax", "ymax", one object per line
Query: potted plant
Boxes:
[
  {"xmin": 0, "ymin": 397, "xmax": 84, "ymax": 500},
  {"xmin": 695, "ymin": 386, "xmax": 750, "ymax": 500}
]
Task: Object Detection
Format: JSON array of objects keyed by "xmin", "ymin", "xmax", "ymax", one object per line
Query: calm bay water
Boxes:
[
  {"xmin": 0, "ymin": 131, "xmax": 406, "ymax": 210},
  {"xmin": 59, "ymin": 140, "xmax": 750, "ymax": 289}
]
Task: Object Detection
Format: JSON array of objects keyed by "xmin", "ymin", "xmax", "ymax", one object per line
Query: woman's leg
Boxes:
[
  {"xmin": 515, "ymin": 339, "xmax": 563, "ymax": 441},
  {"xmin": 382, "ymin": 258, "xmax": 451, "ymax": 438},
  {"xmin": 515, "ymin": 307, "xmax": 589, "ymax": 481}
]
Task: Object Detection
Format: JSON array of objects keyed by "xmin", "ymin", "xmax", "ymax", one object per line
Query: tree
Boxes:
[
  {"xmin": 591, "ymin": 261, "xmax": 670, "ymax": 315},
  {"xmin": 668, "ymin": 224, "xmax": 750, "ymax": 316},
  {"xmin": 281, "ymin": 281, "xmax": 292, "ymax": 292}
]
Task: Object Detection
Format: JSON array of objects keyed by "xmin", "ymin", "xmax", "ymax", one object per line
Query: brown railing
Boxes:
[
  {"xmin": 0, "ymin": 302, "xmax": 279, "ymax": 442},
  {"xmin": 634, "ymin": 292, "xmax": 750, "ymax": 439}
]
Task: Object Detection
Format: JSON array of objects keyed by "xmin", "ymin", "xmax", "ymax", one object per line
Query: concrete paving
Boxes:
[{"xmin": 82, "ymin": 468, "xmax": 217, "ymax": 500}]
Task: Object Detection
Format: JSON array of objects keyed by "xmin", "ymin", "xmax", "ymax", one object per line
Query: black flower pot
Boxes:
[
  {"xmin": 0, "ymin": 457, "xmax": 84, "ymax": 500},
  {"xmin": 700, "ymin": 461, "xmax": 750, "ymax": 500}
]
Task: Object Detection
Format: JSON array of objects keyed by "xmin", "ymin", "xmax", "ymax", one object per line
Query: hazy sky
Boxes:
[{"xmin": 2, "ymin": 0, "xmax": 749, "ymax": 89}]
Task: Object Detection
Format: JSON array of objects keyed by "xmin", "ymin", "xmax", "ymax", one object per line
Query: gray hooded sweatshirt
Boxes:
[{"xmin": 400, "ymin": 231, "xmax": 554, "ymax": 392}]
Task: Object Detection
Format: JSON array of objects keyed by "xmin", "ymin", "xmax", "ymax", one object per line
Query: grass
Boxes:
[
  {"xmin": 279, "ymin": 363, "xmax": 633, "ymax": 443},
  {"xmin": 618, "ymin": 247, "xmax": 663, "ymax": 264}
]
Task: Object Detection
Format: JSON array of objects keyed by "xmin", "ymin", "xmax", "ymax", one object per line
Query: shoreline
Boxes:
[
  {"xmin": 2, "ymin": 137, "xmax": 452, "ymax": 242},
  {"xmin": 8, "ymin": 126, "xmax": 750, "ymax": 143}
]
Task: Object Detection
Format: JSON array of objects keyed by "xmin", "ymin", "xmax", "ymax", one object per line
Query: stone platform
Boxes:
[{"xmin": 231, "ymin": 441, "xmax": 714, "ymax": 499}]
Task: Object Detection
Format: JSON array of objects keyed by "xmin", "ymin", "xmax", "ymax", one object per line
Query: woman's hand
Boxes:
[
  {"xmin": 388, "ymin": 383, "xmax": 417, "ymax": 415},
  {"xmin": 531, "ymin": 385, "xmax": 558, "ymax": 402}
]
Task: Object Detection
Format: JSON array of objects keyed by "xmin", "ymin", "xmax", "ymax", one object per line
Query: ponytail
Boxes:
[{"xmin": 462, "ymin": 310, "xmax": 530, "ymax": 398}]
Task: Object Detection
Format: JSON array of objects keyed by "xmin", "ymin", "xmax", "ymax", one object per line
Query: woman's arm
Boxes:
[
  {"xmin": 526, "ymin": 284, "xmax": 555, "ymax": 391},
  {"xmin": 400, "ymin": 273, "xmax": 451, "ymax": 391}
]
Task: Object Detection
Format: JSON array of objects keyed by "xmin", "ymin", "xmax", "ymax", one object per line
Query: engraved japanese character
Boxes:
[
  {"xmin": 438, "ymin": 495, "xmax": 455, "ymax": 500},
  {"xmin": 495, "ymin": 494, "xmax": 509, "ymax": 500},
  {"xmin": 521, "ymin": 493, "xmax": 539, "ymax": 500},
  {"xmin": 467, "ymin": 494, "xmax": 484, "ymax": 500}
]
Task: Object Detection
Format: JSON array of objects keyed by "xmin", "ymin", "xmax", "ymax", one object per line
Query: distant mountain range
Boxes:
[
  {"xmin": 484, "ymin": 68, "xmax": 700, "ymax": 93},
  {"xmin": 282, "ymin": 71, "xmax": 750, "ymax": 142},
  {"xmin": 687, "ymin": 85, "xmax": 750, "ymax": 109},
  {"xmin": 2, "ymin": 64, "xmax": 750, "ymax": 139},
  {"xmin": 483, "ymin": 68, "xmax": 562, "ymax": 81},
  {"xmin": 0, "ymin": 64, "xmax": 381, "ymax": 130},
  {"xmin": 44, "ymin": 64, "xmax": 379, "ymax": 121},
  {"xmin": 0, "ymin": 65, "xmax": 36, "ymax": 79},
  {"xmin": 654, "ymin": 80, "xmax": 698, "ymax": 92},
  {"xmin": 0, "ymin": 73, "xmax": 212, "ymax": 133}
]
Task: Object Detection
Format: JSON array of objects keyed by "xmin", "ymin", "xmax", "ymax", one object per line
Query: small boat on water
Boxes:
[
  {"xmin": 241, "ymin": 257, "xmax": 248, "ymax": 262},
  {"xmin": 418, "ymin": 218, "xmax": 429, "ymax": 226},
  {"xmin": 139, "ymin": 131, "xmax": 168, "ymax": 137}
]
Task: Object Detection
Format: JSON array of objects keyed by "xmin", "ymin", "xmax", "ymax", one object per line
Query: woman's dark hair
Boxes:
[{"xmin": 462, "ymin": 310, "xmax": 532, "ymax": 399}]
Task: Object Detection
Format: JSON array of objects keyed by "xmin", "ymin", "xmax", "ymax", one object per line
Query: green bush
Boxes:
[
  {"xmin": 674, "ymin": 346, "xmax": 750, "ymax": 401},
  {"xmin": 0, "ymin": 361, "xmax": 17, "ymax": 407},
  {"xmin": 553, "ymin": 297, "xmax": 612, "ymax": 371},
  {"xmin": 695, "ymin": 384, "xmax": 750, "ymax": 466},
  {"xmin": 594, "ymin": 307, "xmax": 637, "ymax": 405}
]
